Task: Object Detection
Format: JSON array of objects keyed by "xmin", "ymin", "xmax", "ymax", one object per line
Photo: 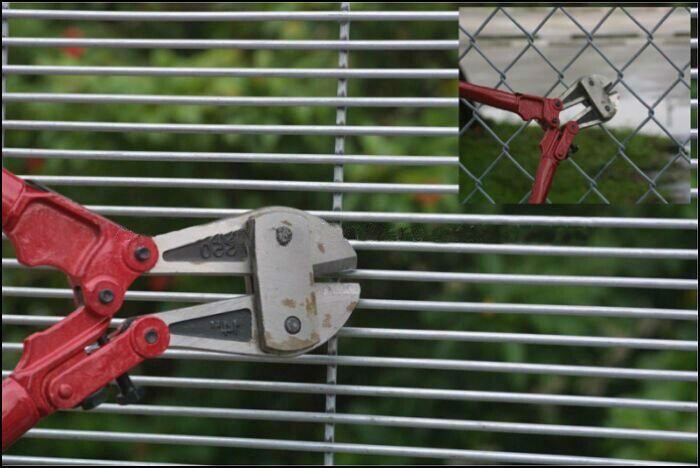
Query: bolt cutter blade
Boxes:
[
  {"xmin": 149, "ymin": 207, "xmax": 356, "ymax": 277},
  {"xmin": 559, "ymin": 74, "xmax": 618, "ymax": 129},
  {"xmin": 154, "ymin": 282, "xmax": 360, "ymax": 357}
]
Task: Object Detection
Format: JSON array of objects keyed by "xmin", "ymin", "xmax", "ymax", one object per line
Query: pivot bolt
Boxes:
[
  {"xmin": 58, "ymin": 384, "xmax": 73, "ymax": 400},
  {"xmin": 284, "ymin": 316, "xmax": 301, "ymax": 335},
  {"xmin": 276, "ymin": 226, "xmax": 293, "ymax": 246},
  {"xmin": 588, "ymin": 78, "xmax": 595, "ymax": 86},
  {"xmin": 134, "ymin": 246, "xmax": 151, "ymax": 262},
  {"xmin": 98, "ymin": 289, "xmax": 115, "ymax": 304},
  {"xmin": 144, "ymin": 329, "xmax": 159, "ymax": 344}
]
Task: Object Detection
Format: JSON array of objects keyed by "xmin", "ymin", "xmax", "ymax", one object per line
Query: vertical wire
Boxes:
[
  {"xmin": 2, "ymin": 3, "xmax": 9, "ymax": 314},
  {"xmin": 2, "ymin": 3, "xmax": 9, "ymax": 153},
  {"xmin": 324, "ymin": 2, "xmax": 350, "ymax": 465}
]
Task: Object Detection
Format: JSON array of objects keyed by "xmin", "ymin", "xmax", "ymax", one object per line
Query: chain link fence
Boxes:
[{"xmin": 459, "ymin": 6, "xmax": 694, "ymax": 204}]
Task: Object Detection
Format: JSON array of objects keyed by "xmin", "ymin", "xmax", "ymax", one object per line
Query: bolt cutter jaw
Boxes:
[
  {"xmin": 559, "ymin": 74, "xmax": 619, "ymax": 129},
  {"xmin": 153, "ymin": 207, "xmax": 360, "ymax": 357}
]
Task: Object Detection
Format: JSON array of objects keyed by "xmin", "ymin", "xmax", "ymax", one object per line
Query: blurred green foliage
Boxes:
[{"xmin": 2, "ymin": 2, "xmax": 697, "ymax": 465}]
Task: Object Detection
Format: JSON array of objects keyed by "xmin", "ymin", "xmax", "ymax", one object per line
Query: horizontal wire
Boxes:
[
  {"xmin": 4, "ymin": 121, "xmax": 457, "ymax": 137},
  {"xmin": 75, "ymin": 205, "xmax": 700, "ymax": 229},
  {"xmin": 3, "ymin": 343, "xmax": 695, "ymax": 381},
  {"xmin": 2, "ymin": 93, "xmax": 458, "ymax": 108},
  {"xmin": 10, "ymin": 38, "xmax": 693, "ymax": 53},
  {"xmin": 4, "ymin": 37, "xmax": 696, "ymax": 50},
  {"xmin": 73, "ymin": 403, "xmax": 697, "ymax": 442},
  {"xmin": 17, "ymin": 175, "xmax": 457, "ymax": 194},
  {"xmin": 4, "ymin": 234, "xmax": 693, "ymax": 259},
  {"xmin": 350, "ymin": 240, "xmax": 698, "ymax": 260},
  {"xmin": 340, "ymin": 327, "xmax": 697, "ymax": 351},
  {"xmin": 0, "ymin": 455, "xmax": 187, "ymax": 466},
  {"xmin": 0, "ymin": 10, "xmax": 460, "ymax": 21},
  {"xmin": 2, "ymin": 314, "xmax": 693, "ymax": 351},
  {"xmin": 2, "ymin": 65, "xmax": 458, "ymax": 79},
  {"xmin": 3, "ymin": 287, "xmax": 695, "ymax": 320},
  {"xmin": 2, "ymin": 260, "xmax": 693, "ymax": 289},
  {"xmin": 6, "ymin": 370, "xmax": 693, "ymax": 412},
  {"xmin": 3, "ymin": 37, "xmax": 458, "ymax": 50},
  {"xmin": 341, "ymin": 269, "xmax": 696, "ymax": 290},
  {"xmin": 3, "ymin": 147, "xmax": 458, "ymax": 166},
  {"xmin": 22, "ymin": 428, "xmax": 692, "ymax": 465}
]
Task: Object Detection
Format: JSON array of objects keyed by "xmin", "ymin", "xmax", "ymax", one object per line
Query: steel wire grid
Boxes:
[
  {"xmin": 459, "ymin": 6, "xmax": 695, "ymax": 204},
  {"xmin": 1, "ymin": 3, "xmax": 698, "ymax": 466}
]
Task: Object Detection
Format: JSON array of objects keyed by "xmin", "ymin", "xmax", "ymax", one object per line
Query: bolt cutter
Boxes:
[
  {"xmin": 459, "ymin": 75, "xmax": 618, "ymax": 203},
  {"xmin": 1, "ymin": 167, "xmax": 360, "ymax": 450}
]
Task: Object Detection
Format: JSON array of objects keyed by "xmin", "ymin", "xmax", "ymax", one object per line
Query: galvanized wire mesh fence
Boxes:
[
  {"xmin": 459, "ymin": 6, "xmax": 694, "ymax": 204},
  {"xmin": 1, "ymin": 3, "xmax": 698, "ymax": 466}
]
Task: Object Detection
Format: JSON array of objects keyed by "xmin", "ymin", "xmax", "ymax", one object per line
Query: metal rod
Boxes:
[
  {"xmin": 1, "ymin": 2, "xmax": 7, "ymax": 153},
  {"xmin": 0, "ymin": 314, "xmax": 692, "ymax": 351},
  {"xmin": 350, "ymin": 240, "xmax": 698, "ymax": 260},
  {"xmin": 4, "ymin": 120, "xmax": 457, "ymax": 137},
  {"xmin": 22, "ymin": 429, "xmax": 691, "ymax": 465},
  {"xmin": 2, "ymin": 37, "xmax": 458, "ymax": 50},
  {"xmin": 79, "ymin": 403, "xmax": 697, "ymax": 442},
  {"xmin": 0, "ymin": 456, "xmax": 186, "ymax": 466},
  {"xmin": 81, "ymin": 206, "xmax": 700, "ymax": 229},
  {"xmin": 325, "ymin": 5, "xmax": 350, "ymax": 463},
  {"xmin": 3, "ymin": 289, "xmax": 695, "ymax": 320},
  {"xmin": 338, "ymin": 327, "xmax": 696, "ymax": 351},
  {"xmin": 2, "ymin": 148, "xmax": 458, "ymax": 166},
  {"xmin": 2, "ymin": 65, "xmax": 458, "ymax": 79},
  {"xmin": 3, "ymin": 260, "xmax": 693, "ymax": 289},
  {"xmin": 18, "ymin": 175, "xmax": 456, "ymax": 194},
  {"xmin": 3, "ymin": 343, "xmax": 695, "ymax": 381},
  {"xmin": 1, "ymin": 93, "xmax": 457, "ymax": 108},
  {"xmin": 2, "ymin": 233, "xmax": 693, "ymax": 260},
  {"xmin": 6, "ymin": 370, "xmax": 692, "ymax": 412},
  {"xmin": 0, "ymin": 10, "xmax": 459, "ymax": 21},
  {"xmin": 341, "ymin": 269, "xmax": 697, "ymax": 290}
]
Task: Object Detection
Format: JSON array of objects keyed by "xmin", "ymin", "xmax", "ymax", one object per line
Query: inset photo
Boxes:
[{"xmin": 459, "ymin": 6, "xmax": 692, "ymax": 204}]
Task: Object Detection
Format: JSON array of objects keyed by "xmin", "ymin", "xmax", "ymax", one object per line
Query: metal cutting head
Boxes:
[
  {"xmin": 150, "ymin": 207, "xmax": 360, "ymax": 357},
  {"xmin": 558, "ymin": 74, "xmax": 619, "ymax": 129}
]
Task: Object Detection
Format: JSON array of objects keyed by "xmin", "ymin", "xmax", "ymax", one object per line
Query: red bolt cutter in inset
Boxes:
[
  {"xmin": 459, "ymin": 75, "xmax": 618, "ymax": 203},
  {"xmin": 1, "ymin": 168, "xmax": 360, "ymax": 451}
]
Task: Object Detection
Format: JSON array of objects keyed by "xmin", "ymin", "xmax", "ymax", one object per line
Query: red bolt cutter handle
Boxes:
[
  {"xmin": 529, "ymin": 122, "xmax": 579, "ymax": 203},
  {"xmin": 459, "ymin": 81, "xmax": 563, "ymax": 129},
  {"xmin": 2, "ymin": 379, "xmax": 40, "ymax": 452},
  {"xmin": 2, "ymin": 167, "xmax": 167, "ymax": 450},
  {"xmin": 459, "ymin": 81, "xmax": 574, "ymax": 203}
]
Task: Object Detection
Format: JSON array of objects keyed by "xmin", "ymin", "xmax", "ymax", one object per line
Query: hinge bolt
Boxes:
[
  {"xmin": 144, "ymin": 329, "xmax": 159, "ymax": 344},
  {"xmin": 134, "ymin": 246, "xmax": 151, "ymax": 262},
  {"xmin": 276, "ymin": 226, "xmax": 293, "ymax": 246},
  {"xmin": 98, "ymin": 289, "xmax": 115, "ymax": 304},
  {"xmin": 284, "ymin": 316, "xmax": 301, "ymax": 335},
  {"xmin": 58, "ymin": 384, "xmax": 73, "ymax": 400}
]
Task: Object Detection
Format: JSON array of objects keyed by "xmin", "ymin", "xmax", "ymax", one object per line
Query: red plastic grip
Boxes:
[{"xmin": 2, "ymin": 378, "xmax": 41, "ymax": 451}]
